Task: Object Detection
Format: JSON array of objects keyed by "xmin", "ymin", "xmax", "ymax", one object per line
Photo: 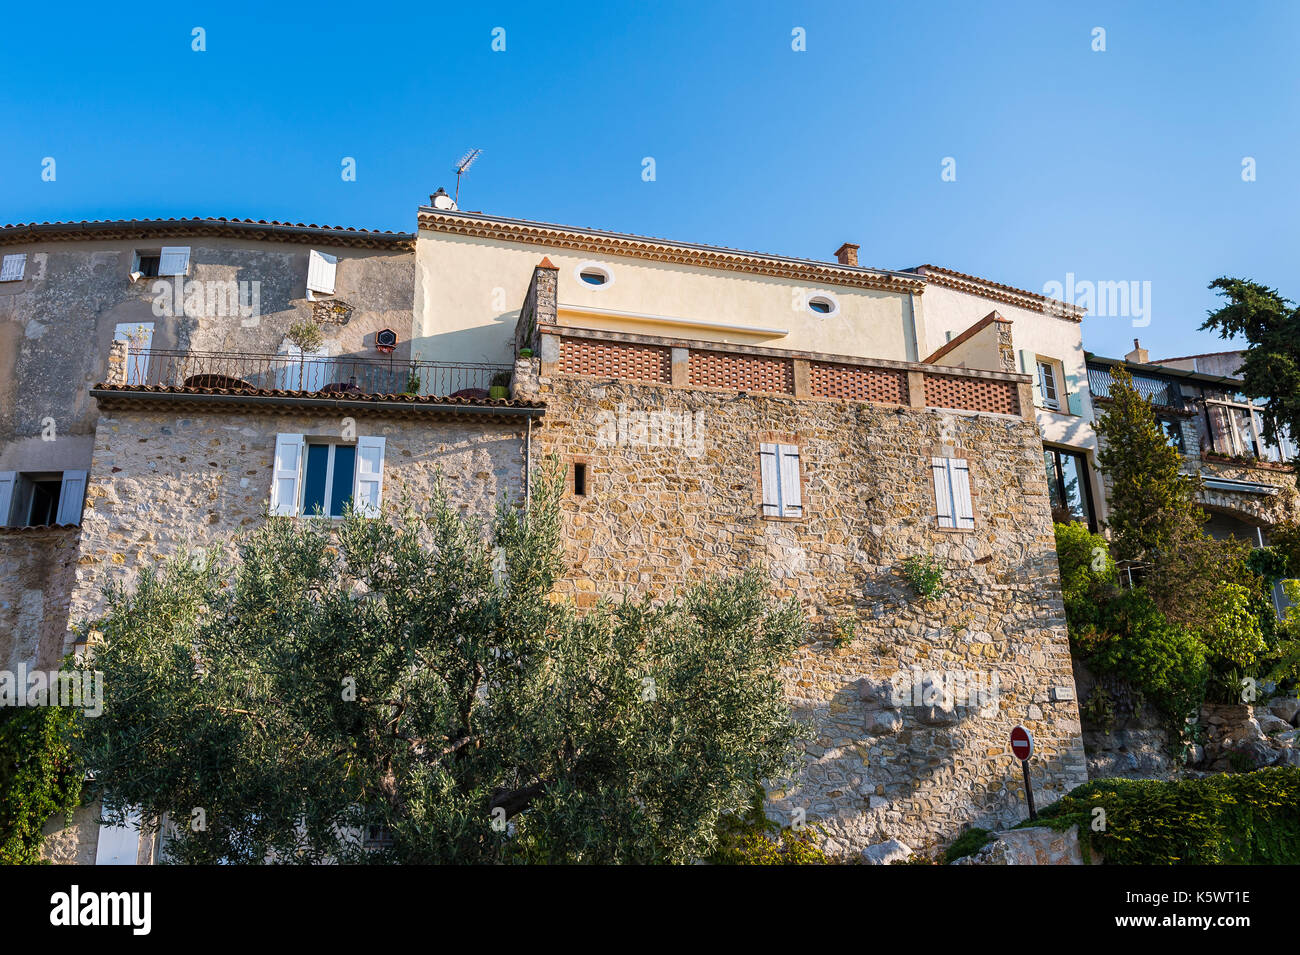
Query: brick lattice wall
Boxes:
[
  {"xmin": 809, "ymin": 361, "xmax": 908, "ymax": 405},
  {"xmin": 688, "ymin": 350, "xmax": 794, "ymax": 394},
  {"xmin": 924, "ymin": 372, "xmax": 1020, "ymax": 416},
  {"xmin": 559, "ymin": 337, "xmax": 671, "ymax": 384}
]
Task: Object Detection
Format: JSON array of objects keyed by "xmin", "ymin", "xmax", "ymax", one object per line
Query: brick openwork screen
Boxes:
[
  {"xmin": 559, "ymin": 337, "xmax": 672, "ymax": 384},
  {"xmin": 924, "ymin": 373, "xmax": 1020, "ymax": 415},
  {"xmin": 809, "ymin": 361, "xmax": 908, "ymax": 404},
  {"xmin": 689, "ymin": 350, "xmax": 794, "ymax": 394}
]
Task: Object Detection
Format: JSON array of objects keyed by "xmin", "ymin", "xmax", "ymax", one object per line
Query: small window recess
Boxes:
[{"xmin": 573, "ymin": 462, "xmax": 588, "ymax": 496}]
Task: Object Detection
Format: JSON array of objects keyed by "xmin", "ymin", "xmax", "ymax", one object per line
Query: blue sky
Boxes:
[{"xmin": 3, "ymin": 0, "xmax": 1297, "ymax": 360}]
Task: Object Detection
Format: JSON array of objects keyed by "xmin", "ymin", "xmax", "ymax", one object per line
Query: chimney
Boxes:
[
  {"xmin": 834, "ymin": 242, "xmax": 859, "ymax": 267},
  {"xmin": 1125, "ymin": 338, "xmax": 1149, "ymax": 364}
]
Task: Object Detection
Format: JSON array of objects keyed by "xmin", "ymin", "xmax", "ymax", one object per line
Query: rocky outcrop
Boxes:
[{"xmin": 950, "ymin": 825, "xmax": 1089, "ymax": 865}]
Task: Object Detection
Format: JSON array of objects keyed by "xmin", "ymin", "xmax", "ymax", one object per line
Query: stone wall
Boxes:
[
  {"xmin": 64, "ymin": 404, "xmax": 527, "ymax": 643},
  {"xmin": 528, "ymin": 372, "xmax": 1088, "ymax": 853},
  {"xmin": 0, "ymin": 527, "xmax": 81, "ymax": 671}
]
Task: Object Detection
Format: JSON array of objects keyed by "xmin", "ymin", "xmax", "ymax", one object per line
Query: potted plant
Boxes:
[
  {"xmin": 518, "ymin": 347, "xmax": 533, "ymax": 359},
  {"xmin": 405, "ymin": 365, "xmax": 422, "ymax": 395},
  {"xmin": 286, "ymin": 319, "xmax": 325, "ymax": 390},
  {"xmin": 489, "ymin": 371, "xmax": 511, "ymax": 399}
]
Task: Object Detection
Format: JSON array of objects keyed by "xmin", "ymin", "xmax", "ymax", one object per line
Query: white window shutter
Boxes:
[
  {"xmin": 353, "ymin": 436, "xmax": 386, "ymax": 517},
  {"xmin": 932, "ymin": 457, "xmax": 955, "ymax": 528},
  {"xmin": 0, "ymin": 253, "xmax": 26, "ymax": 281},
  {"xmin": 95, "ymin": 807, "xmax": 142, "ymax": 865},
  {"xmin": 270, "ymin": 434, "xmax": 305, "ymax": 516},
  {"xmin": 158, "ymin": 246, "xmax": 191, "ymax": 276},
  {"xmin": 307, "ymin": 250, "xmax": 337, "ymax": 296},
  {"xmin": 951, "ymin": 459, "xmax": 974, "ymax": 528},
  {"xmin": 779, "ymin": 445, "xmax": 802, "ymax": 515},
  {"xmin": 759, "ymin": 443, "xmax": 780, "ymax": 516},
  {"xmin": 56, "ymin": 470, "xmax": 88, "ymax": 526},
  {"xmin": 0, "ymin": 471, "xmax": 15, "ymax": 527},
  {"xmin": 1018, "ymin": 349, "xmax": 1035, "ymax": 375}
]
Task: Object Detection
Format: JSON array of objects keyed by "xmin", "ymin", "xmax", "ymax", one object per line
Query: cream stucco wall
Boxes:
[{"xmin": 412, "ymin": 231, "xmax": 918, "ymax": 366}]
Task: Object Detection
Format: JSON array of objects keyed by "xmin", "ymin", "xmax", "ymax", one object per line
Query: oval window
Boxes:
[
  {"xmin": 574, "ymin": 262, "xmax": 613, "ymax": 289},
  {"xmin": 807, "ymin": 293, "xmax": 838, "ymax": 316}
]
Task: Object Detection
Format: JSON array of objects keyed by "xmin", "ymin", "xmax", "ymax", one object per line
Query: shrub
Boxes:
[
  {"xmin": 900, "ymin": 554, "xmax": 944, "ymax": 600},
  {"xmin": 1089, "ymin": 589, "xmax": 1208, "ymax": 729},
  {"xmin": 941, "ymin": 826, "xmax": 992, "ymax": 864},
  {"xmin": 1027, "ymin": 767, "xmax": 1300, "ymax": 864},
  {"xmin": 0, "ymin": 705, "xmax": 84, "ymax": 864},
  {"xmin": 1054, "ymin": 522, "xmax": 1117, "ymax": 631},
  {"xmin": 710, "ymin": 799, "xmax": 829, "ymax": 865},
  {"xmin": 1198, "ymin": 581, "xmax": 1267, "ymax": 673}
]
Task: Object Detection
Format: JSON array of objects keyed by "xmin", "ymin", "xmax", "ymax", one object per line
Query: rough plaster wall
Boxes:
[
  {"xmin": 65, "ymin": 409, "xmax": 525, "ymax": 638},
  {"xmin": 531, "ymin": 375, "xmax": 1088, "ymax": 854},
  {"xmin": 0, "ymin": 240, "xmax": 415, "ymax": 472},
  {"xmin": 0, "ymin": 528, "xmax": 81, "ymax": 671}
]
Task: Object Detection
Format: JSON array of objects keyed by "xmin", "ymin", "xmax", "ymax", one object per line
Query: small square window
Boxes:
[{"xmin": 133, "ymin": 252, "xmax": 161, "ymax": 278}]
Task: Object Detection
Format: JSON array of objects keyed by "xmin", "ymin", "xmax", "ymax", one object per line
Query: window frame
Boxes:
[{"xmin": 1042, "ymin": 446, "xmax": 1096, "ymax": 532}]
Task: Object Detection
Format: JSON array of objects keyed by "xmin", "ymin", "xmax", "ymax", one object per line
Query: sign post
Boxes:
[{"xmin": 1010, "ymin": 725, "xmax": 1036, "ymax": 821}]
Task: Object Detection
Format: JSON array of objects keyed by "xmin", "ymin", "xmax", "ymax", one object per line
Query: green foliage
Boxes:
[
  {"xmin": 1080, "ymin": 686, "xmax": 1116, "ymax": 734},
  {"xmin": 1082, "ymin": 590, "xmax": 1208, "ymax": 730},
  {"xmin": 831, "ymin": 614, "xmax": 856, "ymax": 649},
  {"xmin": 941, "ymin": 826, "xmax": 992, "ymax": 864},
  {"xmin": 77, "ymin": 466, "xmax": 806, "ymax": 864},
  {"xmin": 900, "ymin": 554, "xmax": 945, "ymax": 600},
  {"xmin": 1202, "ymin": 278, "xmax": 1300, "ymax": 456},
  {"xmin": 286, "ymin": 319, "xmax": 324, "ymax": 353},
  {"xmin": 489, "ymin": 370, "xmax": 512, "ymax": 389},
  {"xmin": 1197, "ymin": 582, "xmax": 1267, "ymax": 672},
  {"xmin": 709, "ymin": 797, "xmax": 829, "ymax": 865},
  {"xmin": 1031, "ymin": 768, "xmax": 1300, "ymax": 864},
  {"xmin": 0, "ymin": 705, "xmax": 84, "ymax": 864},
  {"xmin": 1095, "ymin": 365, "xmax": 1206, "ymax": 563},
  {"xmin": 1053, "ymin": 522, "xmax": 1116, "ymax": 630}
]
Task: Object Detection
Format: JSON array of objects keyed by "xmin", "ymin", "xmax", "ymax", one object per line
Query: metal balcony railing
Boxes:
[
  {"xmin": 115, "ymin": 349, "xmax": 512, "ymax": 399},
  {"xmin": 1086, "ymin": 366, "xmax": 1178, "ymax": 407}
]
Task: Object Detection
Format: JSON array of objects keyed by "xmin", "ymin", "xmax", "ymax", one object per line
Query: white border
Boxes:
[{"xmin": 805, "ymin": 290, "xmax": 840, "ymax": 317}]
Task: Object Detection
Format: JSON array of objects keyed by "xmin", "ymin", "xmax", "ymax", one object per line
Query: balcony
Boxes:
[
  {"xmin": 90, "ymin": 347, "xmax": 542, "ymax": 420},
  {"xmin": 103, "ymin": 348, "xmax": 511, "ymax": 399}
]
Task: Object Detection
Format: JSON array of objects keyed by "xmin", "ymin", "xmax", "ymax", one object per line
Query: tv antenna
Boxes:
[{"xmin": 453, "ymin": 148, "xmax": 482, "ymax": 205}]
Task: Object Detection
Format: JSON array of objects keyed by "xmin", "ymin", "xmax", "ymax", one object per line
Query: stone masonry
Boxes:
[{"xmin": 523, "ymin": 367, "xmax": 1088, "ymax": 854}]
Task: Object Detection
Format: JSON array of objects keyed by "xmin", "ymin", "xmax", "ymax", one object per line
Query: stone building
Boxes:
[
  {"xmin": 0, "ymin": 217, "xmax": 418, "ymax": 674},
  {"xmin": 22, "ymin": 204, "xmax": 1093, "ymax": 861},
  {"xmin": 1086, "ymin": 341, "xmax": 1299, "ymax": 545}
]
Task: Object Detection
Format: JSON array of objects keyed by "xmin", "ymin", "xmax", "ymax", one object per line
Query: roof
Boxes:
[
  {"xmin": 904, "ymin": 265, "xmax": 1087, "ymax": 320},
  {"xmin": 417, "ymin": 208, "xmax": 928, "ymax": 295},
  {"xmin": 1085, "ymin": 352, "xmax": 1246, "ymax": 389},
  {"xmin": 0, "ymin": 217, "xmax": 415, "ymax": 250}
]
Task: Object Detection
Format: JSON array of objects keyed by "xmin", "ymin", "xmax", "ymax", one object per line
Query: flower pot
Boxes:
[{"xmin": 489, "ymin": 385, "xmax": 508, "ymax": 399}]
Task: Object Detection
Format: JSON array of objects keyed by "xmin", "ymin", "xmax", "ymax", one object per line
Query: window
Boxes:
[
  {"xmin": 307, "ymin": 249, "xmax": 338, "ymax": 299},
  {"xmin": 0, "ymin": 253, "xmax": 26, "ymax": 282},
  {"xmin": 805, "ymin": 292, "xmax": 839, "ymax": 317},
  {"xmin": 573, "ymin": 262, "xmax": 613, "ymax": 289},
  {"xmin": 1036, "ymin": 360, "xmax": 1060, "ymax": 410},
  {"xmin": 132, "ymin": 247, "xmax": 189, "ymax": 280},
  {"xmin": 1158, "ymin": 418, "xmax": 1185, "ymax": 453},
  {"xmin": 0, "ymin": 470, "xmax": 88, "ymax": 527},
  {"xmin": 931, "ymin": 457, "xmax": 974, "ymax": 530},
  {"xmin": 759, "ymin": 443, "xmax": 802, "ymax": 517},
  {"xmin": 114, "ymin": 322, "xmax": 155, "ymax": 386},
  {"xmin": 269, "ymin": 434, "xmax": 385, "ymax": 518},
  {"xmin": 572, "ymin": 462, "xmax": 588, "ymax": 496},
  {"xmin": 1043, "ymin": 448, "xmax": 1095, "ymax": 531}
]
